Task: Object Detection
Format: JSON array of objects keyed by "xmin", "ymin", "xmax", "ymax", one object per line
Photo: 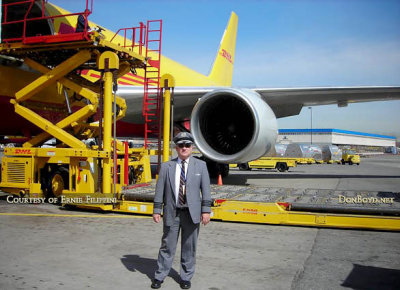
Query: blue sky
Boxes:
[{"xmin": 51, "ymin": 0, "xmax": 400, "ymax": 138}]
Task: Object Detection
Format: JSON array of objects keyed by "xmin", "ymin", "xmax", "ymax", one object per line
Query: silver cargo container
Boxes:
[
  {"xmin": 284, "ymin": 143, "xmax": 312, "ymax": 158},
  {"xmin": 275, "ymin": 144, "xmax": 288, "ymax": 157},
  {"xmin": 321, "ymin": 144, "xmax": 342, "ymax": 162},
  {"xmin": 309, "ymin": 145, "xmax": 323, "ymax": 162}
]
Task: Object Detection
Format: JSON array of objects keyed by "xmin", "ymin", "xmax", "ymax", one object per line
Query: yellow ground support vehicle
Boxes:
[
  {"xmin": 0, "ymin": 3, "xmax": 159, "ymax": 199},
  {"xmin": 232, "ymin": 157, "xmax": 297, "ymax": 172},
  {"xmin": 341, "ymin": 150, "xmax": 360, "ymax": 165}
]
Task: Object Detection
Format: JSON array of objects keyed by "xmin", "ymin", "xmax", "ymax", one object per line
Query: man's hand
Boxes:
[
  {"xmin": 153, "ymin": 214, "xmax": 161, "ymax": 223},
  {"xmin": 201, "ymin": 213, "xmax": 211, "ymax": 225}
]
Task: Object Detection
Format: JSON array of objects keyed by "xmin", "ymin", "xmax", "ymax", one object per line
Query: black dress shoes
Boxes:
[
  {"xmin": 180, "ymin": 280, "xmax": 191, "ymax": 289},
  {"xmin": 151, "ymin": 279, "xmax": 163, "ymax": 289}
]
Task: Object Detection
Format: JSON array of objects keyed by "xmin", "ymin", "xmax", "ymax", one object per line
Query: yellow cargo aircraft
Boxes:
[{"xmin": 1, "ymin": 1, "xmax": 400, "ymax": 168}]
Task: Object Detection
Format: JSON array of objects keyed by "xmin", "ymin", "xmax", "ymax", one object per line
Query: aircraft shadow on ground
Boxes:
[
  {"xmin": 342, "ymin": 264, "xmax": 400, "ymax": 289},
  {"xmin": 121, "ymin": 254, "xmax": 180, "ymax": 283}
]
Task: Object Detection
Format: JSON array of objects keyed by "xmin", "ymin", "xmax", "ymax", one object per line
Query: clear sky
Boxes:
[{"xmin": 51, "ymin": 0, "xmax": 400, "ymax": 139}]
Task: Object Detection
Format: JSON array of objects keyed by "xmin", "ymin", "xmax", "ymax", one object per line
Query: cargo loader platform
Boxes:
[
  {"xmin": 0, "ymin": 1, "xmax": 161, "ymax": 198},
  {"xmin": 71, "ymin": 184, "xmax": 400, "ymax": 232}
]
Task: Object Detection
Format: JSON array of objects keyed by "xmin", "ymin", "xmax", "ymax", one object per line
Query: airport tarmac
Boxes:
[{"xmin": 0, "ymin": 154, "xmax": 399, "ymax": 290}]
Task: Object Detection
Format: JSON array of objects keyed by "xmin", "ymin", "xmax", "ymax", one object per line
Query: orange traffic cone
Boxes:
[{"xmin": 217, "ymin": 174, "xmax": 223, "ymax": 186}]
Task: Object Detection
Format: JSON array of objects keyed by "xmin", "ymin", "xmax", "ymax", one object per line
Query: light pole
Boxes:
[{"xmin": 308, "ymin": 107, "xmax": 313, "ymax": 144}]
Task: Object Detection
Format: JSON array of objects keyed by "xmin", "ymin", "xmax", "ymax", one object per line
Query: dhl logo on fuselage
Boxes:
[
  {"xmin": 220, "ymin": 49, "xmax": 233, "ymax": 64},
  {"xmin": 14, "ymin": 149, "xmax": 32, "ymax": 154}
]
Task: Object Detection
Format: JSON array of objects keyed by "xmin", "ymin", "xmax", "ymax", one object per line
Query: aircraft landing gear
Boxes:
[{"xmin": 199, "ymin": 157, "xmax": 229, "ymax": 178}]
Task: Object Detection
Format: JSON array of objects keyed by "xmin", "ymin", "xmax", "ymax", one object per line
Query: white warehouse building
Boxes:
[{"xmin": 277, "ymin": 129, "xmax": 396, "ymax": 148}]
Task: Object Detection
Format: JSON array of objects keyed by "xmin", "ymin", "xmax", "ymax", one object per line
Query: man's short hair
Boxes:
[{"xmin": 173, "ymin": 132, "xmax": 194, "ymax": 144}]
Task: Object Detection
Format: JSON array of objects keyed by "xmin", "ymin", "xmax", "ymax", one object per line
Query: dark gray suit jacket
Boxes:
[{"xmin": 153, "ymin": 157, "xmax": 212, "ymax": 226}]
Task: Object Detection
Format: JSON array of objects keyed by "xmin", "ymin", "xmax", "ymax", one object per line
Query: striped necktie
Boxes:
[{"xmin": 178, "ymin": 160, "xmax": 186, "ymax": 205}]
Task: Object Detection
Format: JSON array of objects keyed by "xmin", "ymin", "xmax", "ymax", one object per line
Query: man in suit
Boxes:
[{"xmin": 151, "ymin": 132, "xmax": 212, "ymax": 289}]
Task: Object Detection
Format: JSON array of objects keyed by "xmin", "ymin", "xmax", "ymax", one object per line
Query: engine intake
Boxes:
[{"xmin": 191, "ymin": 88, "xmax": 278, "ymax": 164}]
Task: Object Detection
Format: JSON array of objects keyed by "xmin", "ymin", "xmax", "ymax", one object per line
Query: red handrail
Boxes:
[
  {"xmin": 1, "ymin": 0, "xmax": 93, "ymax": 43},
  {"xmin": 110, "ymin": 22, "xmax": 146, "ymax": 55}
]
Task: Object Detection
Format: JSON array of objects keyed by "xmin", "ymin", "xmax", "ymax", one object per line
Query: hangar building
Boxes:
[{"xmin": 277, "ymin": 129, "xmax": 396, "ymax": 148}]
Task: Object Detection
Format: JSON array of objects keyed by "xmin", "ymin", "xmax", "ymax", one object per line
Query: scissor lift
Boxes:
[{"xmin": 0, "ymin": 0, "xmax": 159, "ymax": 200}]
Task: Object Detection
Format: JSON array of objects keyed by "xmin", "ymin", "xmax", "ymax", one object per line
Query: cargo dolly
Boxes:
[{"xmin": 68, "ymin": 184, "xmax": 400, "ymax": 232}]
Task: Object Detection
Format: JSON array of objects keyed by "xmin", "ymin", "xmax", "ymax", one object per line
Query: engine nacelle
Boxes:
[{"xmin": 191, "ymin": 88, "xmax": 278, "ymax": 164}]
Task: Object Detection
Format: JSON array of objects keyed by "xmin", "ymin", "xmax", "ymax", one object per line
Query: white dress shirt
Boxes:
[{"xmin": 175, "ymin": 157, "xmax": 190, "ymax": 205}]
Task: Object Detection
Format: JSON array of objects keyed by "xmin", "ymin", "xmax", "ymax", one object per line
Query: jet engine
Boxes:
[{"xmin": 191, "ymin": 88, "xmax": 278, "ymax": 164}]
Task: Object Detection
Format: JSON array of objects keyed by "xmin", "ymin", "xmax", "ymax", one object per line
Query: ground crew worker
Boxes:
[{"xmin": 151, "ymin": 132, "xmax": 212, "ymax": 289}]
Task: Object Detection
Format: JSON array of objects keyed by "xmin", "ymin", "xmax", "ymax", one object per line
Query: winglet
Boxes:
[{"xmin": 208, "ymin": 12, "xmax": 238, "ymax": 87}]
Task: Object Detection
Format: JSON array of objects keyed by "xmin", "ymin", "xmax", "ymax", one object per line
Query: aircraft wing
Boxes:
[
  {"xmin": 254, "ymin": 86, "xmax": 400, "ymax": 118},
  {"xmin": 120, "ymin": 86, "xmax": 400, "ymax": 123}
]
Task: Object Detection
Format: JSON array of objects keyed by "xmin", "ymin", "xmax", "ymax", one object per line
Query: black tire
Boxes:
[
  {"xmin": 206, "ymin": 161, "xmax": 218, "ymax": 178},
  {"xmin": 128, "ymin": 166, "xmax": 136, "ymax": 185},
  {"xmin": 47, "ymin": 167, "xmax": 69, "ymax": 198},
  {"xmin": 220, "ymin": 164, "xmax": 230, "ymax": 178},
  {"xmin": 357, "ymin": 163, "xmax": 360, "ymax": 166},
  {"xmin": 239, "ymin": 163, "xmax": 249, "ymax": 171},
  {"xmin": 349, "ymin": 161, "xmax": 353, "ymax": 165},
  {"xmin": 276, "ymin": 162, "xmax": 287, "ymax": 172},
  {"xmin": 341, "ymin": 160, "xmax": 345, "ymax": 165},
  {"xmin": 204, "ymin": 158, "xmax": 229, "ymax": 178}
]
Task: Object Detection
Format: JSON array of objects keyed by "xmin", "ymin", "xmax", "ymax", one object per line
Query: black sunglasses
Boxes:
[{"xmin": 177, "ymin": 143, "xmax": 192, "ymax": 148}]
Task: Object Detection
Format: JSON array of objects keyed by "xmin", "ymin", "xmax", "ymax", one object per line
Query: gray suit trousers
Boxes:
[{"xmin": 154, "ymin": 210, "xmax": 200, "ymax": 282}]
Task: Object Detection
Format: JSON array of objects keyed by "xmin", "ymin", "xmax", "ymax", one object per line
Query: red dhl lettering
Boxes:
[
  {"xmin": 243, "ymin": 208, "xmax": 258, "ymax": 215},
  {"xmin": 220, "ymin": 49, "xmax": 233, "ymax": 64},
  {"xmin": 14, "ymin": 149, "xmax": 32, "ymax": 154}
]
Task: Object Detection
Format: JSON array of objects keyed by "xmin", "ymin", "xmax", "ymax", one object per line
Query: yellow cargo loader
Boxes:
[{"xmin": 0, "ymin": 6, "xmax": 158, "ymax": 199}]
